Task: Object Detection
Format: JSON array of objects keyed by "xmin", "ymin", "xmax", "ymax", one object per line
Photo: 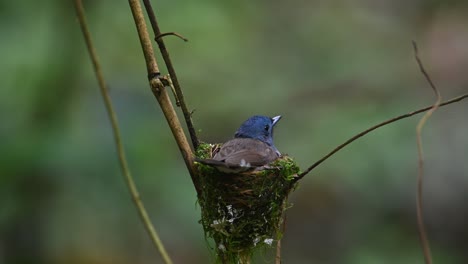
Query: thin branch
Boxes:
[
  {"xmin": 127, "ymin": 0, "xmax": 200, "ymax": 195},
  {"xmin": 73, "ymin": 1, "xmax": 173, "ymax": 264},
  {"xmin": 413, "ymin": 41, "xmax": 441, "ymax": 264},
  {"xmin": 295, "ymin": 92, "xmax": 468, "ymax": 182},
  {"xmin": 275, "ymin": 234, "xmax": 282, "ymax": 264},
  {"xmin": 142, "ymin": 0, "xmax": 200, "ymax": 150},
  {"xmin": 155, "ymin": 32, "xmax": 189, "ymax": 42},
  {"xmin": 275, "ymin": 210, "xmax": 288, "ymax": 264}
]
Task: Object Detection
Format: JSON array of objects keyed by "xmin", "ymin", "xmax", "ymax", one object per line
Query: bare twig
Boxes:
[
  {"xmin": 275, "ymin": 211, "xmax": 287, "ymax": 264},
  {"xmin": 73, "ymin": 1, "xmax": 173, "ymax": 264},
  {"xmin": 155, "ymin": 32, "xmax": 189, "ymax": 42},
  {"xmin": 164, "ymin": 74, "xmax": 181, "ymax": 106},
  {"xmin": 127, "ymin": 0, "xmax": 200, "ymax": 195},
  {"xmin": 142, "ymin": 0, "xmax": 200, "ymax": 150},
  {"xmin": 295, "ymin": 92, "xmax": 468, "ymax": 182},
  {"xmin": 413, "ymin": 41, "xmax": 441, "ymax": 264},
  {"xmin": 275, "ymin": 235, "xmax": 282, "ymax": 264}
]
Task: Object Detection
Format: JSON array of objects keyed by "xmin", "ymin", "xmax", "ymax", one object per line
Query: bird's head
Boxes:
[{"xmin": 234, "ymin": 115, "xmax": 281, "ymax": 146}]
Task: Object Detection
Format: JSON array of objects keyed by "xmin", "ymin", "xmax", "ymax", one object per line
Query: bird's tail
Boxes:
[{"xmin": 194, "ymin": 157, "xmax": 227, "ymax": 167}]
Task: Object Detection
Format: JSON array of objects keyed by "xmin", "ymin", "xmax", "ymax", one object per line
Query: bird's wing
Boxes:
[{"xmin": 213, "ymin": 138, "xmax": 278, "ymax": 167}]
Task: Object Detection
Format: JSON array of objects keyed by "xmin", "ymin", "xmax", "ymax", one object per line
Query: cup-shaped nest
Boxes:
[{"xmin": 195, "ymin": 143, "xmax": 300, "ymax": 262}]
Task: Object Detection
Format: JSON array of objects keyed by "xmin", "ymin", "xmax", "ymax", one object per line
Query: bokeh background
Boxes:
[{"xmin": 1, "ymin": 0, "xmax": 468, "ymax": 263}]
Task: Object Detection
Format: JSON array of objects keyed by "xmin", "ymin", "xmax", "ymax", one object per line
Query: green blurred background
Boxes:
[{"xmin": 1, "ymin": 0, "xmax": 468, "ymax": 263}]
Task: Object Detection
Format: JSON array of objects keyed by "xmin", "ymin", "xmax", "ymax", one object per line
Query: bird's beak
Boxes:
[{"xmin": 271, "ymin": 115, "xmax": 282, "ymax": 126}]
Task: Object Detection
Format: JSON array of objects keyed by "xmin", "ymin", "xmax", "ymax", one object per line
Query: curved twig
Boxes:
[
  {"xmin": 142, "ymin": 0, "xmax": 200, "ymax": 150},
  {"xmin": 73, "ymin": 1, "xmax": 173, "ymax": 264},
  {"xmin": 413, "ymin": 40, "xmax": 440, "ymax": 264},
  {"xmin": 155, "ymin": 32, "xmax": 189, "ymax": 42},
  {"xmin": 295, "ymin": 92, "xmax": 468, "ymax": 182}
]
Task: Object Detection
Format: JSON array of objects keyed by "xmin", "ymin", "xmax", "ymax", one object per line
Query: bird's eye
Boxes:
[{"xmin": 264, "ymin": 125, "xmax": 270, "ymax": 131}]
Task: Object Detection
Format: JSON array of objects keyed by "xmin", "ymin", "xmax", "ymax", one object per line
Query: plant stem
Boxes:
[
  {"xmin": 142, "ymin": 0, "xmax": 200, "ymax": 150},
  {"xmin": 295, "ymin": 92, "xmax": 468, "ymax": 181},
  {"xmin": 73, "ymin": 1, "xmax": 173, "ymax": 263},
  {"xmin": 127, "ymin": 0, "xmax": 200, "ymax": 195}
]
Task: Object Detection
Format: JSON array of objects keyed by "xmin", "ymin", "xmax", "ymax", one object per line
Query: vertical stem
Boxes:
[
  {"xmin": 73, "ymin": 1, "xmax": 173, "ymax": 263},
  {"xmin": 142, "ymin": 0, "xmax": 200, "ymax": 150},
  {"xmin": 127, "ymin": 0, "xmax": 200, "ymax": 195},
  {"xmin": 413, "ymin": 41, "xmax": 441, "ymax": 264}
]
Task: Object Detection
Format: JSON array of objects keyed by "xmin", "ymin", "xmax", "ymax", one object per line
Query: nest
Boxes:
[{"xmin": 195, "ymin": 143, "xmax": 300, "ymax": 263}]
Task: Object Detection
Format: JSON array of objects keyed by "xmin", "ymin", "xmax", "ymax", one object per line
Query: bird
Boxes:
[{"xmin": 196, "ymin": 115, "xmax": 282, "ymax": 173}]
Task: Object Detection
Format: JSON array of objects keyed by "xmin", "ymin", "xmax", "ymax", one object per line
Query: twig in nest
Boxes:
[{"xmin": 413, "ymin": 40, "xmax": 441, "ymax": 264}]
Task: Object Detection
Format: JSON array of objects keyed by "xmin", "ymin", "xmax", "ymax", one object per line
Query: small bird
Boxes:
[{"xmin": 196, "ymin": 115, "xmax": 282, "ymax": 173}]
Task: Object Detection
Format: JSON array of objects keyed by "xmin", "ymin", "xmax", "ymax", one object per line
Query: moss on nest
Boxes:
[{"xmin": 195, "ymin": 142, "xmax": 300, "ymax": 263}]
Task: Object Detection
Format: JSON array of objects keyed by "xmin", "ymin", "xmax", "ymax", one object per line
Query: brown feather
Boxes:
[
  {"xmin": 195, "ymin": 139, "xmax": 279, "ymax": 172},
  {"xmin": 213, "ymin": 138, "xmax": 279, "ymax": 166}
]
